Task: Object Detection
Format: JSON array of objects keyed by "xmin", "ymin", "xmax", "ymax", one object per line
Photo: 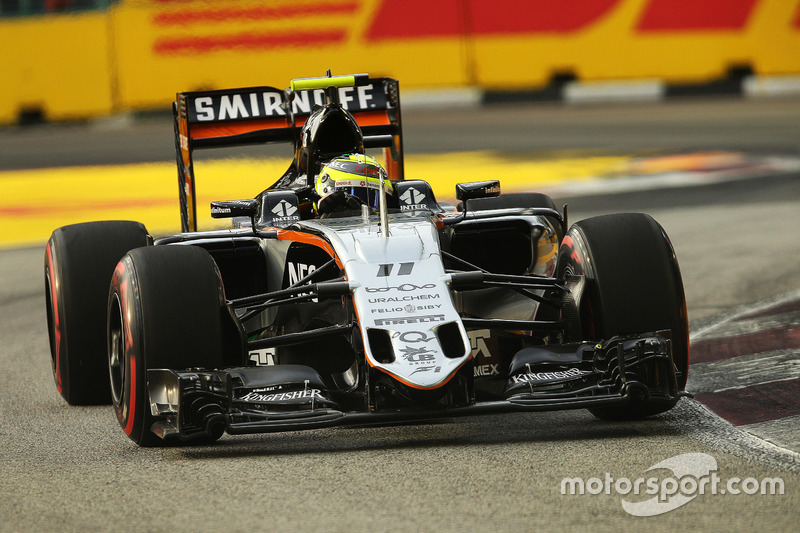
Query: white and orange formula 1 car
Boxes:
[{"xmin": 44, "ymin": 73, "xmax": 689, "ymax": 446}]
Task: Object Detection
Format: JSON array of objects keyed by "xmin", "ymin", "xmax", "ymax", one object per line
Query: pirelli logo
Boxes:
[{"xmin": 374, "ymin": 314, "xmax": 445, "ymax": 326}]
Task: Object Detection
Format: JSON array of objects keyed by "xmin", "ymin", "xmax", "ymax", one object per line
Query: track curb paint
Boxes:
[{"xmin": 687, "ymin": 290, "xmax": 800, "ymax": 458}]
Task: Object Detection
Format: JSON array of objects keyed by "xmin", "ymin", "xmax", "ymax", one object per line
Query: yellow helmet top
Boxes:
[{"xmin": 315, "ymin": 154, "xmax": 393, "ymax": 212}]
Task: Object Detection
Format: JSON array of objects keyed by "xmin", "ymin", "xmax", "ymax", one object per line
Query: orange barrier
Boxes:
[{"xmin": 1, "ymin": 0, "xmax": 799, "ymax": 123}]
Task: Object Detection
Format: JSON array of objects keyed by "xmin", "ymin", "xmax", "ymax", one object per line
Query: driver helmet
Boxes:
[{"xmin": 315, "ymin": 154, "xmax": 394, "ymax": 214}]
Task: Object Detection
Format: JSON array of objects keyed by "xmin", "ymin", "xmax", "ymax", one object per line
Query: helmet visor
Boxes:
[{"xmin": 344, "ymin": 187, "xmax": 381, "ymax": 209}]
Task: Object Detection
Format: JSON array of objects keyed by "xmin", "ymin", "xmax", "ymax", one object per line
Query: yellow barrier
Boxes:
[
  {"xmin": 470, "ymin": 0, "xmax": 800, "ymax": 88},
  {"xmin": 0, "ymin": 10, "xmax": 115, "ymax": 123},
  {"xmin": 110, "ymin": 0, "xmax": 469, "ymax": 113},
  {"xmin": 1, "ymin": 0, "xmax": 799, "ymax": 123},
  {"xmin": 0, "ymin": 152, "xmax": 629, "ymax": 247}
]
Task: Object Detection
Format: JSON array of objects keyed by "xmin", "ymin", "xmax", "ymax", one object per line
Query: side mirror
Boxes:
[
  {"xmin": 456, "ymin": 180, "xmax": 501, "ymax": 202},
  {"xmin": 444, "ymin": 181, "xmax": 501, "ymax": 226},
  {"xmin": 210, "ymin": 199, "xmax": 259, "ymax": 219}
]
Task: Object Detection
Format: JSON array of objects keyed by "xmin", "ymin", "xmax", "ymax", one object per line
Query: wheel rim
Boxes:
[{"xmin": 108, "ymin": 293, "xmax": 125, "ymax": 406}]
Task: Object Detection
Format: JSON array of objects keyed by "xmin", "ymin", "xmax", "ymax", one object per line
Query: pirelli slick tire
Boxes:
[
  {"xmin": 463, "ymin": 192, "xmax": 564, "ymax": 241},
  {"xmin": 557, "ymin": 213, "xmax": 689, "ymax": 420},
  {"xmin": 108, "ymin": 245, "xmax": 227, "ymax": 447},
  {"xmin": 44, "ymin": 221, "xmax": 149, "ymax": 405}
]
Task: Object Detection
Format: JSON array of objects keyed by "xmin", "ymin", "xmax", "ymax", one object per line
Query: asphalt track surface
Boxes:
[
  {"xmin": 2, "ymin": 95, "xmax": 799, "ymax": 170},
  {"xmin": 1, "ymin": 97, "xmax": 799, "ymax": 531}
]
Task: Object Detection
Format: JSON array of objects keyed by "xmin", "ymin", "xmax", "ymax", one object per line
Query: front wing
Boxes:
[{"xmin": 146, "ymin": 332, "xmax": 682, "ymax": 441}]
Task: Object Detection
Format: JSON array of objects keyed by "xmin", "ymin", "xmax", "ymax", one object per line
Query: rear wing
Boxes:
[{"xmin": 173, "ymin": 76, "xmax": 404, "ymax": 232}]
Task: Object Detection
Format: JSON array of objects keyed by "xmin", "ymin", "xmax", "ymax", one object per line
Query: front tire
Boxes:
[
  {"xmin": 44, "ymin": 221, "xmax": 148, "ymax": 405},
  {"xmin": 108, "ymin": 245, "xmax": 229, "ymax": 446},
  {"xmin": 557, "ymin": 213, "xmax": 689, "ymax": 420}
]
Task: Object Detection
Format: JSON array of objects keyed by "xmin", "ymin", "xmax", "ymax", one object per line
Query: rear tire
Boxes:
[
  {"xmin": 557, "ymin": 213, "xmax": 689, "ymax": 420},
  {"xmin": 108, "ymin": 245, "xmax": 228, "ymax": 446},
  {"xmin": 44, "ymin": 221, "xmax": 148, "ymax": 405}
]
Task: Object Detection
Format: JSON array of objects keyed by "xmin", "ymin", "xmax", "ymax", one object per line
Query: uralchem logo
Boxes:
[{"xmin": 560, "ymin": 453, "xmax": 784, "ymax": 516}]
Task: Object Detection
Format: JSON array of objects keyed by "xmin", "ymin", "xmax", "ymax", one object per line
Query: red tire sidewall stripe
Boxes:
[
  {"xmin": 112, "ymin": 259, "xmax": 139, "ymax": 437},
  {"xmin": 124, "ymin": 352, "xmax": 137, "ymax": 436},
  {"xmin": 559, "ymin": 229, "xmax": 598, "ymax": 338},
  {"xmin": 45, "ymin": 241, "xmax": 64, "ymax": 395}
]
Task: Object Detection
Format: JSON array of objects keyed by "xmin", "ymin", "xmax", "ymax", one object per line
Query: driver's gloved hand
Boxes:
[{"xmin": 342, "ymin": 193, "xmax": 363, "ymax": 210}]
